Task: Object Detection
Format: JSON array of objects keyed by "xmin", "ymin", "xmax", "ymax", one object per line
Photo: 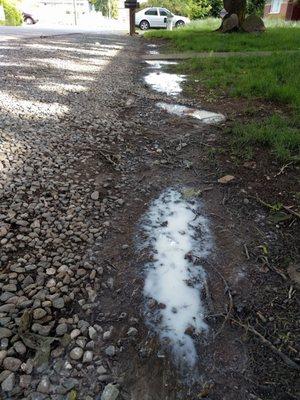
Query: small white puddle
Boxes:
[
  {"xmin": 144, "ymin": 72, "xmax": 186, "ymax": 96},
  {"xmin": 149, "ymin": 50, "xmax": 159, "ymax": 55},
  {"xmin": 139, "ymin": 188, "xmax": 213, "ymax": 368},
  {"xmin": 157, "ymin": 102, "xmax": 226, "ymax": 124},
  {"xmin": 145, "ymin": 60, "xmax": 178, "ymax": 69}
]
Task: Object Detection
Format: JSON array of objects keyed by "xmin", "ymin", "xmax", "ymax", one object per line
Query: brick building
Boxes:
[{"xmin": 264, "ymin": 0, "xmax": 300, "ymax": 20}]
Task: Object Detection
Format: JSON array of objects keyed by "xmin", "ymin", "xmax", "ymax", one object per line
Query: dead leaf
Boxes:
[{"xmin": 218, "ymin": 175, "xmax": 235, "ymax": 184}]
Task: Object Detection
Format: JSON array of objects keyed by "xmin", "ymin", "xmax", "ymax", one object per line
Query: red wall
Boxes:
[{"xmin": 264, "ymin": 1, "xmax": 300, "ymax": 20}]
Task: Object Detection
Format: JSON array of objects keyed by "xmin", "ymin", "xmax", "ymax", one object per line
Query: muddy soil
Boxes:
[{"xmin": 0, "ymin": 33, "xmax": 299, "ymax": 400}]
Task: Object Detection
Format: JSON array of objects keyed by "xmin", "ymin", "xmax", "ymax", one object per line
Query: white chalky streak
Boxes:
[
  {"xmin": 157, "ymin": 102, "xmax": 226, "ymax": 124},
  {"xmin": 140, "ymin": 189, "xmax": 213, "ymax": 368}
]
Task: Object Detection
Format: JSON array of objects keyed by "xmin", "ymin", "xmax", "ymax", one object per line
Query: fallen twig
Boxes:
[
  {"xmin": 282, "ymin": 205, "xmax": 300, "ymax": 219},
  {"xmin": 274, "ymin": 162, "xmax": 293, "ymax": 178},
  {"xmin": 230, "ymin": 317, "xmax": 300, "ymax": 371}
]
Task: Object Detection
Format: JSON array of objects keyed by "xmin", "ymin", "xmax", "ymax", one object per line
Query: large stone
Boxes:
[
  {"xmin": 242, "ymin": 14, "xmax": 265, "ymax": 32},
  {"xmin": 222, "ymin": 13, "xmax": 239, "ymax": 32},
  {"xmin": 101, "ymin": 383, "xmax": 119, "ymax": 400}
]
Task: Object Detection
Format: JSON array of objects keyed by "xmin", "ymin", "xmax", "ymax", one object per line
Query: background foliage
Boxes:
[
  {"xmin": 142, "ymin": 0, "xmax": 211, "ymax": 19},
  {"xmin": 0, "ymin": 0, "xmax": 23, "ymax": 26},
  {"xmin": 143, "ymin": 0, "xmax": 266, "ymax": 18},
  {"xmin": 90, "ymin": 0, "xmax": 119, "ymax": 18}
]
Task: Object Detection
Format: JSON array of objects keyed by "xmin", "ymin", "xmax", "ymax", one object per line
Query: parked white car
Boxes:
[{"xmin": 135, "ymin": 7, "xmax": 190, "ymax": 30}]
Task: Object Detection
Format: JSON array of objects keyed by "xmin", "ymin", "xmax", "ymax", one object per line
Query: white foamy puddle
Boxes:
[
  {"xmin": 157, "ymin": 102, "xmax": 226, "ymax": 124},
  {"xmin": 145, "ymin": 60, "xmax": 178, "ymax": 69},
  {"xmin": 139, "ymin": 188, "xmax": 213, "ymax": 368},
  {"xmin": 144, "ymin": 72, "xmax": 186, "ymax": 96}
]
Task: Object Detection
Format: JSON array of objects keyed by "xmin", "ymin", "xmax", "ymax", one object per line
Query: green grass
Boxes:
[
  {"xmin": 179, "ymin": 52, "xmax": 300, "ymax": 110},
  {"xmin": 231, "ymin": 115, "xmax": 300, "ymax": 162},
  {"xmin": 145, "ymin": 18, "xmax": 300, "ymax": 161},
  {"xmin": 177, "ymin": 52, "xmax": 300, "ymax": 161},
  {"xmin": 145, "ymin": 19, "xmax": 300, "ymax": 53}
]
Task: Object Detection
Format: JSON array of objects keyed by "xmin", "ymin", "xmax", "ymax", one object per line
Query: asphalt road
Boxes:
[{"xmin": 0, "ymin": 24, "xmax": 127, "ymax": 42}]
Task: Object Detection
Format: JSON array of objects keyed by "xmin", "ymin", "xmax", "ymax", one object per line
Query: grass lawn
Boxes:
[
  {"xmin": 145, "ymin": 19, "xmax": 300, "ymax": 161},
  {"xmin": 177, "ymin": 52, "xmax": 300, "ymax": 161},
  {"xmin": 145, "ymin": 19, "xmax": 300, "ymax": 53}
]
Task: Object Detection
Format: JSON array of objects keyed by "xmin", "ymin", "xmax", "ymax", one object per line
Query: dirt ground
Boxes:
[{"xmin": 0, "ymin": 32, "xmax": 299, "ymax": 400}]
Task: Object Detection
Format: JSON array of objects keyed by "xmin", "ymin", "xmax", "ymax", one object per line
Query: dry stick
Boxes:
[
  {"xmin": 254, "ymin": 194, "xmax": 300, "ymax": 220},
  {"xmin": 193, "ymin": 256, "xmax": 233, "ymax": 339},
  {"xmin": 194, "ymin": 257, "xmax": 300, "ymax": 371},
  {"xmin": 283, "ymin": 205, "xmax": 300, "ymax": 219},
  {"xmin": 274, "ymin": 161, "xmax": 293, "ymax": 178},
  {"xmin": 230, "ymin": 317, "xmax": 300, "ymax": 371}
]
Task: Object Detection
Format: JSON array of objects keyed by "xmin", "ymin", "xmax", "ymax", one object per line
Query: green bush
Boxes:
[
  {"xmin": 0, "ymin": 0, "xmax": 23, "ymax": 26},
  {"xmin": 142, "ymin": 0, "xmax": 211, "ymax": 19}
]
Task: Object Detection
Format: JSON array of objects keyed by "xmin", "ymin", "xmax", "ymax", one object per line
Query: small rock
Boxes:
[
  {"xmin": 127, "ymin": 327, "xmax": 138, "ymax": 337},
  {"xmin": 88, "ymin": 326, "xmax": 97, "ymax": 340},
  {"xmin": 3, "ymin": 357, "xmax": 22, "ymax": 371},
  {"xmin": 0, "ymin": 328, "xmax": 12, "ymax": 339},
  {"xmin": 1, "ymin": 372, "xmax": 15, "ymax": 392},
  {"xmin": 91, "ymin": 191, "xmax": 99, "ymax": 200},
  {"xmin": 14, "ymin": 341, "xmax": 27, "ymax": 355},
  {"xmin": 97, "ymin": 365, "xmax": 107, "ymax": 375},
  {"xmin": 33, "ymin": 308, "xmax": 47, "ymax": 320},
  {"xmin": 19, "ymin": 374, "xmax": 31, "ymax": 389},
  {"xmin": 101, "ymin": 383, "xmax": 119, "ymax": 400},
  {"xmin": 105, "ymin": 345, "xmax": 116, "ymax": 357},
  {"xmin": 56, "ymin": 323, "xmax": 68, "ymax": 336},
  {"xmin": 83, "ymin": 350, "xmax": 93, "ymax": 363},
  {"xmin": 70, "ymin": 329, "xmax": 81, "ymax": 339},
  {"xmin": 70, "ymin": 347, "xmax": 83, "ymax": 360},
  {"xmin": 37, "ymin": 376, "xmax": 51, "ymax": 394},
  {"xmin": 52, "ymin": 297, "xmax": 65, "ymax": 309}
]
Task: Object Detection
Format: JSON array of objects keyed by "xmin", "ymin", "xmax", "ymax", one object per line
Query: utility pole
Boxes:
[
  {"xmin": 73, "ymin": 0, "xmax": 78, "ymax": 25},
  {"xmin": 108, "ymin": 0, "xmax": 111, "ymax": 19}
]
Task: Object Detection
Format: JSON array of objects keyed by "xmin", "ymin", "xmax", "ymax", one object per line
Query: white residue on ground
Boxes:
[
  {"xmin": 144, "ymin": 72, "xmax": 186, "ymax": 96},
  {"xmin": 156, "ymin": 102, "xmax": 226, "ymax": 124},
  {"xmin": 145, "ymin": 60, "xmax": 178, "ymax": 69},
  {"xmin": 139, "ymin": 188, "xmax": 213, "ymax": 368}
]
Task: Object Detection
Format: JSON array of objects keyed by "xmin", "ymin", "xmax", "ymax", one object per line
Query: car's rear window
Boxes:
[{"xmin": 145, "ymin": 9, "xmax": 158, "ymax": 16}]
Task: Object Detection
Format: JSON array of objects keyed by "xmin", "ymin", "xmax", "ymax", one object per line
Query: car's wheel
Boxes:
[
  {"xmin": 25, "ymin": 17, "xmax": 34, "ymax": 25},
  {"xmin": 139, "ymin": 20, "xmax": 150, "ymax": 31},
  {"xmin": 175, "ymin": 20, "xmax": 185, "ymax": 28}
]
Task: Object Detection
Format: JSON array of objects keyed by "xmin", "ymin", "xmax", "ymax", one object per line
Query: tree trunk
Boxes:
[{"xmin": 217, "ymin": 0, "xmax": 247, "ymax": 32}]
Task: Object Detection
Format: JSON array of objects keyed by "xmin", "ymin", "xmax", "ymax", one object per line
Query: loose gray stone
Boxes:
[
  {"xmin": 70, "ymin": 347, "xmax": 83, "ymax": 360},
  {"xmin": 105, "ymin": 345, "xmax": 116, "ymax": 357},
  {"xmin": 1, "ymin": 372, "xmax": 15, "ymax": 392},
  {"xmin": 101, "ymin": 383, "xmax": 119, "ymax": 400},
  {"xmin": 3, "ymin": 357, "xmax": 22, "ymax": 371},
  {"xmin": 56, "ymin": 323, "xmax": 68, "ymax": 336},
  {"xmin": 127, "ymin": 327, "xmax": 138, "ymax": 337},
  {"xmin": 33, "ymin": 308, "xmax": 47, "ymax": 320},
  {"xmin": 83, "ymin": 350, "xmax": 93, "ymax": 363},
  {"xmin": 37, "ymin": 376, "xmax": 51, "ymax": 394},
  {"xmin": 19, "ymin": 374, "xmax": 32, "ymax": 389},
  {"xmin": 91, "ymin": 191, "xmax": 99, "ymax": 200},
  {"xmin": 0, "ymin": 328, "xmax": 12, "ymax": 339},
  {"xmin": 52, "ymin": 297, "xmax": 65, "ymax": 309}
]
